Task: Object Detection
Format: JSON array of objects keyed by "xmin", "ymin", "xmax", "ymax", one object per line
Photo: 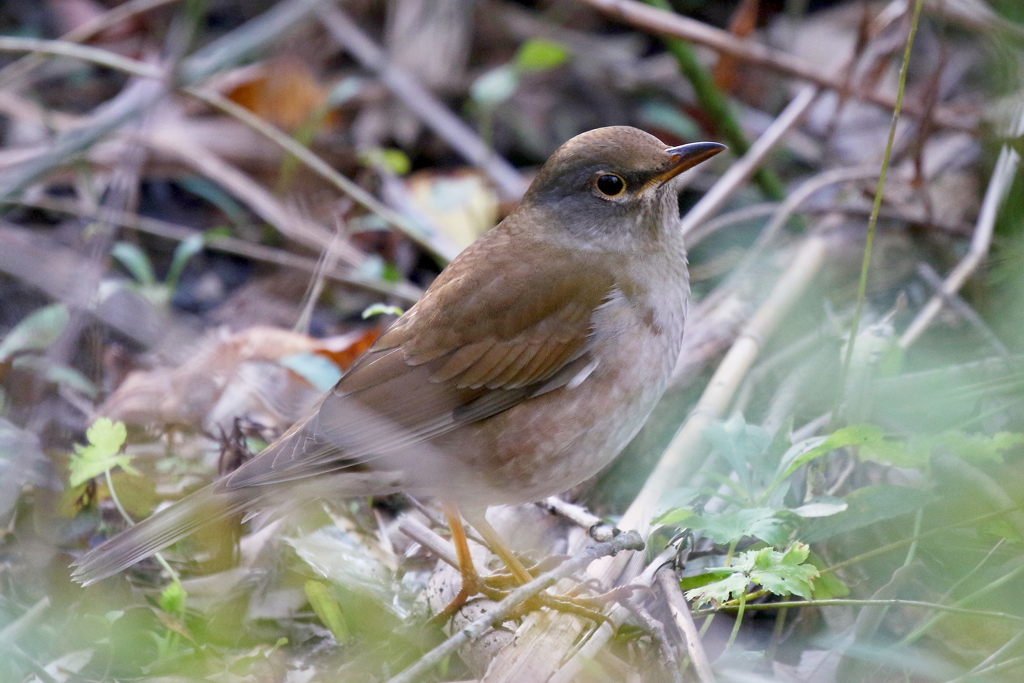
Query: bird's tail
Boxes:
[{"xmin": 70, "ymin": 483, "xmax": 249, "ymax": 586}]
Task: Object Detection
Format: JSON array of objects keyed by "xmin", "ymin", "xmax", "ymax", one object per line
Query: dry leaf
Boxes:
[
  {"xmin": 404, "ymin": 169, "xmax": 499, "ymax": 251},
  {"xmin": 97, "ymin": 326, "xmax": 379, "ymax": 433},
  {"xmin": 712, "ymin": 0, "xmax": 760, "ymax": 94},
  {"xmin": 226, "ymin": 59, "xmax": 339, "ymax": 132}
]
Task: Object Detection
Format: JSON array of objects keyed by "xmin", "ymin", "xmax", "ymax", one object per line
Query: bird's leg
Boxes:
[
  {"xmin": 466, "ymin": 512, "xmax": 534, "ymax": 586},
  {"xmin": 428, "ymin": 501, "xmax": 483, "ymax": 625}
]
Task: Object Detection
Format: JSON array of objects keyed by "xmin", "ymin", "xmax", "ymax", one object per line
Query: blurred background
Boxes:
[{"xmin": 1, "ymin": 0, "xmax": 1024, "ymax": 681}]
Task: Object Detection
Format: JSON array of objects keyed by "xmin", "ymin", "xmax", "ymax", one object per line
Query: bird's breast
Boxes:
[{"xmin": 452, "ymin": 270, "xmax": 688, "ymax": 506}]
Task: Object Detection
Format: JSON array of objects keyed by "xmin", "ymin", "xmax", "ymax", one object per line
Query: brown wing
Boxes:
[{"xmin": 225, "ymin": 227, "xmax": 615, "ymax": 489}]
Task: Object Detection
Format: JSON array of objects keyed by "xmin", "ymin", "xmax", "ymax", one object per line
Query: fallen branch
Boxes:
[{"xmin": 657, "ymin": 565, "xmax": 716, "ymax": 683}]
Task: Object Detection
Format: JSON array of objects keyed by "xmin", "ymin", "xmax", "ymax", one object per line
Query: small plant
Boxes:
[
  {"xmin": 71, "ymin": 418, "xmax": 189, "ymax": 658},
  {"xmin": 108, "ymin": 234, "xmax": 204, "ymax": 308}
]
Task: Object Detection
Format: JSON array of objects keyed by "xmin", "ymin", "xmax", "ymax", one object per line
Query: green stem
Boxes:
[
  {"xmin": 724, "ymin": 538, "xmax": 740, "ymax": 567},
  {"xmin": 833, "ymin": 0, "xmax": 925, "ymax": 428},
  {"xmin": 898, "ymin": 561, "xmax": 1024, "ymax": 646},
  {"xmin": 643, "ymin": 0, "xmax": 786, "ymax": 202},
  {"xmin": 820, "ymin": 504, "xmax": 1023, "ymax": 576},
  {"xmin": 903, "ymin": 507, "xmax": 924, "ymax": 566},
  {"xmin": 694, "ymin": 598, "xmax": 1024, "ymax": 624},
  {"xmin": 103, "ymin": 469, "xmax": 182, "ymax": 585},
  {"xmin": 722, "ymin": 586, "xmax": 748, "ymax": 654}
]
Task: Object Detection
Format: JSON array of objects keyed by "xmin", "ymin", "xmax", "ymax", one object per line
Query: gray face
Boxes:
[{"xmin": 522, "ymin": 127, "xmax": 688, "ymax": 245}]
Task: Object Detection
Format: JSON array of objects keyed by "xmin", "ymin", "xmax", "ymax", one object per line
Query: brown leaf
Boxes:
[
  {"xmin": 97, "ymin": 326, "xmax": 374, "ymax": 432},
  {"xmin": 712, "ymin": 0, "xmax": 760, "ymax": 94},
  {"xmin": 226, "ymin": 59, "xmax": 339, "ymax": 132}
]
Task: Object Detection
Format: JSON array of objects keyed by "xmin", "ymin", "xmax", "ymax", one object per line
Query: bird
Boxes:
[{"xmin": 71, "ymin": 126, "xmax": 725, "ymax": 587}]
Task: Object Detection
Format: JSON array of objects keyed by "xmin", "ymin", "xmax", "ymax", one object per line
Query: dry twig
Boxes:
[
  {"xmin": 386, "ymin": 531, "xmax": 644, "ymax": 683},
  {"xmin": 317, "ymin": 6, "xmax": 529, "ymax": 203},
  {"xmin": 575, "ymin": 0, "xmax": 975, "ymax": 132}
]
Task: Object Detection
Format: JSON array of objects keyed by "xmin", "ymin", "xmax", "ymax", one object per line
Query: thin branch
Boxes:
[
  {"xmin": 0, "ymin": 0, "xmax": 329, "ymax": 201},
  {"xmin": 177, "ymin": 0, "xmax": 329, "ymax": 85},
  {"xmin": 142, "ymin": 129, "xmax": 366, "ymax": 267},
  {"xmin": 0, "ymin": 77, "xmax": 167, "ymax": 201},
  {"xmin": 680, "ymin": 86, "xmax": 819, "ymax": 237},
  {"xmin": 541, "ymin": 497, "xmax": 617, "ymax": 542},
  {"xmin": 657, "ymin": 566, "xmax": 717, "ymax": 683},
  {"xmin": 575, "ymin": 0, "xmax": 975, "ymax": 132},
  {"xmin": 899, "ymin": 105, "xmax": 1024, "ymax": 348},
  {"xmin": 397, "ymin": 515, "xmax": 460, "ymax": 569},
  {"xmin": 916, "ymin": 262, "xmax": 1010, "ymax": 356},
  {"xmin": 0, "ymin": 36, "xmax": 165, "ymax": 78},
  {"xmin": 0, "ymin": 0, "xmax": 178, "ymax": 90},
  {"xmin": 183, "ymin": 87, "xmax": 455, "ymax": 261},
  {"xmin": 385, "ymin": 531, "xmax": 644, "ymax": 683},
  {"xmin": 15, "ymin": 197, "xmax": 422, "ymax": 303},
  {"xmin": 623, "ymin": 598, "xmax": 685, "ymax": 683},
  {"xmin": 642, "ymin": 0, "xmax": 785, "ymax": 201},
  {"xmin": 317, "ymin": 6, "xmax": 528, "ymax": 203},
  {"xmin": 694, "ymin": 598, "xmax": 1024, "ymax": 624}
]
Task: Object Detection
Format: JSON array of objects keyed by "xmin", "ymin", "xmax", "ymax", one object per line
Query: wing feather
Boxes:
[{"xmin": 225, "ymin": 226, "xmax": 616, "ymax": 490}]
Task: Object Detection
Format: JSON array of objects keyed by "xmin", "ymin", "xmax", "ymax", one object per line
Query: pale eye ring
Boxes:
[{"xmin": 596, "ymin": 174, "xmax": 625, "ymax": 197}]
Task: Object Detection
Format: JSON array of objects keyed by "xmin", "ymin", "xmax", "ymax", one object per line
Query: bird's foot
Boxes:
[{"xmin": 505, "ymin": 592, "xmax": 613, "ymax": 628}]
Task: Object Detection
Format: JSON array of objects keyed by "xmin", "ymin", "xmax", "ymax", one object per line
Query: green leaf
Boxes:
[
  {"xmin": 0, "ymin": 304, "xmax": 69, "ymax": 362},
  {"xmin": 690, "ymin": 507, "xmax": 785, "ymax": 545},
  {"xmin": 774, "ymin": 424, "xmax": 886, "ymax": 488},
  {"xmin": 807, "ymin": 551, "xmax": 849, "ymax": 599},
  {"xmin": 470, "ymin": 65, "xmax": 518, "ymax": 107},
  {"xmin": 360, "ymin": 147, "xmax": 412, "ymax": 176},
  {"xmin": 165, "ymin": 234, "xmax": 205, "ymax": 291},
  {"xmin": 654, "ymin": 507, "xmax": 696, "ymax": 526},
  {"xmin": 685, "ymin": 570, "xmax": 748, "ymax": 608},
  {"xmin": 362, "ymin": 303, "xmax": 404, "ymax": 319},
  {"xmin": 704, "ymin": 415, "xmax": 773, "ymax": 500},
  {"xmin": 514, "ymin": 38, "xmax": 570, "ymax": 72},
  {"xmin": 68, "ymin": 418, "xmax": 135, "ymax": 487},
  {"xmin": 788, "ymin": 497, "xmax": 848, "ymax": 518},
  {"xmin": 305, "ymin": 580, "xmax": 351, "ymax": 643},
  {"xmin": 802, "ymin": 484, "xmax": 934, "ymax": 543},
  {"xmin": 159, "ymin": 581, "xmax": 187, "ymax": 616},
  {"xmin": 111, "ymin": 242, "xmax": 156, "ymax": 286},
  {"xmin": 748, "ymin": 544, "xmax": 818, "ymax": 600},
  {"xmin": 685, "ymin": 544, "xmax": 819, "ymax": 607}
]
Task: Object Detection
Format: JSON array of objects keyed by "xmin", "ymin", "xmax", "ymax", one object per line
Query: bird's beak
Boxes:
[{"xmin": 650, "ymin": 141, "xmax": 727, "ymax": 187}]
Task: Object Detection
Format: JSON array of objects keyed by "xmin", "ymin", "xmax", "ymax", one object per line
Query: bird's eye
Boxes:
[{"xmin": 596, "ymin": 174, "xmax": 625, "ymax": 197}]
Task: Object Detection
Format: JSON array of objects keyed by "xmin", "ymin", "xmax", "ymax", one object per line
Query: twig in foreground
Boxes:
[
  {"xmin": 385, "ymin": 531, "xmax": 645, "ymax": 683},
  {"xmin": 657, "ymin": 565, "xmax": 717, "ymax": 683}
]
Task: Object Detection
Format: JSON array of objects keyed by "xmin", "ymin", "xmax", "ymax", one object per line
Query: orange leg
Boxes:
[
  {"xmin": 429, "ymin": 501, "xmax": 482, "ymax": 624},
  {"xmin": 466, "ymin": 512, "xmax": 533, "ymax": 586}
]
